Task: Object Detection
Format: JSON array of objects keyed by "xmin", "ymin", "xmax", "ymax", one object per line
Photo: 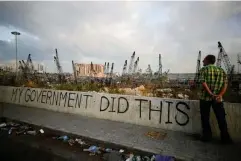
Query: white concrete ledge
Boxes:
[{"xmin": 0, "ymin": 86, "xmax": 241, "ymax": 141}]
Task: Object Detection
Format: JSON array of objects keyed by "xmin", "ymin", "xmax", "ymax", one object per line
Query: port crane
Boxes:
[
  {"xmin": 72, "ymin": 60, "xmax": 77, "ymax": 84},
  {"xmin": 216, "ymin": 41, "xmax": 235, "ymax": 83},
  {"xmin": 194, "ymin": 51, "xmax": 201, "ymax": 85},
  {"xmin": 54, "ymin": 48, "xmax": 64, "ymax": 83},
  {"xmin": 128, "ymin": 51, "xmax": 135, "ymax": 74},
  {"xmin": 122, "ymin": 60, "xmax": 128, "ymax": 76},
  {"xmin": 133, "ymin": 57, "xmax": 139, "ymax": 74}
]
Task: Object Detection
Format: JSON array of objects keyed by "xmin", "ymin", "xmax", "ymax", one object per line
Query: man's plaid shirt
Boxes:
[{"xmin": 198, "ymin": 64, "xmax": 228, "ymax": 101}]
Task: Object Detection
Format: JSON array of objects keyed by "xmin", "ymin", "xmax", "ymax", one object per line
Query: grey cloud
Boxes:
[
  {"xmin": 0, "ymin": 40, "xmax": 15, "ymax": 60},
  {"xmin": 0, "ymin": 1, "xmax": 241, "ymax": 73}
]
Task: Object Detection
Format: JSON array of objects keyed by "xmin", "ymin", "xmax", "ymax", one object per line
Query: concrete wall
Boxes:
[{"xmin": 0, "ymin": 86, "xmax": 241, "ymax": 141}]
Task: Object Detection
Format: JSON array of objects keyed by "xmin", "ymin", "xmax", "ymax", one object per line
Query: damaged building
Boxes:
[{"xmin": 74, "ymin": 63, "xmax": 105, "ymax": 77}]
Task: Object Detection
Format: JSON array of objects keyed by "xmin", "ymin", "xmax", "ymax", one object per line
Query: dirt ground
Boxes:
[
  {"xmin": 0, "ymin": 118, "xmax": 161, "ymax": 161},
  {"xmin": 0, "ymin": 133, "xmax": 68, "ymax": 161},
  {"xmin": 0, "ymin": 127, "xmax": 102, "ymax": 161}
]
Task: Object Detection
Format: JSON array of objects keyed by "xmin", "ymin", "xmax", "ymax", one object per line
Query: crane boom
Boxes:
[
  {"xmin": 128, "ymin": 51, "xmax": 135, "ymax": 74},
  {"xmin": 106, "ymin": 62, "xmax": 110, "ymax": 77},
  {"xmin": 104, "ymin": 62, "xmax": 107, "ymax": 74},
  {"xmin": 217, "ymin": 42, "xmax": 234, "ymax": 74},
  {"xmin": 29, "ymin": 58, "xmax": 34, "ymax": 72},
  {"xmin": 21, "ymin": 60, "xmax": 28, "ymax": 73},
  {"xmin": 122, "ymin": 60, "xmax": 128, "ymax": 76},
  {"xmin": 238, "ymin": 54, "xmax": 241, "ymax": 64},
  {"xmin": 26, "ymin": 54, "xmax": 31, "ymax": 67},
  {"xmin": 19, "ymin": 61, "xmax": 24, "ymax": 71},
  {"xmin": 217, "ymin": 41, "xmax": 235, "ymax": 84},
  {"xmin": 54, "ymin": 49, "xmax": 64, "ymax": 83},
  {"xmin": 133, "ymin": 57, "xmax": 139, "ymax": 73},
  {"xmin": 24, "ymin": 54, "xmax": 33, "ymax": 73},
  {"xmin": 194, "ymin": 51, "xmax": 201, "ymax": 83},
  {"xmin": 146, "ymin": 64, "xmax": 152, "ymax": 75},
  {"xmin": 238, "ymin": 54, "xmax": 241, "ymax": 74},
  {"xmin": 54, "ymin": 48, "xmax": 63, "ymax": 74},
  {"xmin": 110, "ymin": 63, "xmax": 114, "ymax": 77},
  {"xmin": 90, "ymin": 61, "xmax": 94, "ymax": 76},
  {"xmin": 22, "ymin": 60, "xmax": 26, "ymax": 67}
]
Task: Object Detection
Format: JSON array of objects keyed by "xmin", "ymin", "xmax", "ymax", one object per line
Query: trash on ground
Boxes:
[
  {"xmin": 136, "ymin": 155, "xmax": 141, "ymax": 161},
  {"xmin": 68, "ymin": 139, "xmax": 75, "ymax": 146},
  {"xmin": 0, "ymin": 127, "xmax": 8, "ymax": 131},
  {"xmin": 27, "ymin": 130, "xmax": 37, "ymax": 135},
  {"xmin": 83, "ymin": 145, "xmax": 101, "ymax": 155},
  {"xmin": 15, "ymin": 125, "xmax": 33, "ymax": 135},
  {"xmin": 150, "ymin": 155, "xmax": 155, "ymax": 161},
  {"xmin": 16, "ymin": 130, "xmax": 26, "ymax": 135},
  {"xmin": 155, "ymin": 155, "xmax": 175, "ymax": 161},
  {"xmin": 57, "ymin": 135, "xmax": 69, "ymax": 142},
  {"xmin": 39, "ymin": 129, "xmax": 44, "ymax": 134},
  {"xmin": 103, "ymin": 151, "xmax": 125, "ymax": 161},
  {"xmin": 126, "ymin": 153, "xmax": 134, "ymax": 161},
  {"xmin": 0, "ymin": 121, "xmax": 164, "ymax": 160},
  {"xmin": 8, "ymin": 127, "xmax": 13, "ymax": 135},
  {"xmin": 119, "ymin": 149, "xmax": 124, "ymax": 153},
  {"xmin": 142, "ymin": 156, "xmax": 152, "ymax": 161},
  {"xmin": 105, "ymin": 148, "xmax": 113, "ymax": 153},
  {"xmin": 7, "ymin": 122, "xmax": 20, "ymax": 127},
  {"xmin": 75, "ymin": 138, "xmax": 86, "ymax": 145},
  {"xmin": 19, "ymin": 125, "xmax": 31, "ymax": 131},
  {"xmin": 0, "ymin": 123, "xmax": 7, "ymax": 128}
]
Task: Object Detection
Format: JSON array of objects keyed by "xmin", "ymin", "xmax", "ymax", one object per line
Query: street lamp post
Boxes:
[{"xmin": 11, "ymin": 31, "xmax": 21, "ymax": 75}]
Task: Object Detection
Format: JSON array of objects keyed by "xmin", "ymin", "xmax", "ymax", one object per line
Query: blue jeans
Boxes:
[{"xmin": 199, "ymin": 100, "xmax": 230, "ymax": 140}]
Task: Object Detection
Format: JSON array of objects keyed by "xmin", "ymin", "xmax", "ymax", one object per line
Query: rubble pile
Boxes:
[
  {"xmin": 102, "ymin": 85, "xmax": 191, "ymax": 100},
  {"xmin": 0, "ymin": 121, "xmax": 176, "ymax": 161},
  {"xmin": 155, "ymin": 88, "xmax": 190, "ymax": 100}
]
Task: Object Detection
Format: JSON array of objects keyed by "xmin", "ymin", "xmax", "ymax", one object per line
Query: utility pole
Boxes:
[
  {"xmin": 159, "ymin": 54, "xmax": 162, "ymax": 77},
  {"xmin": 11, "ymin": 31, "xmax": 21, "ymax": 76},
  {"xmin": 72, "ymin": 60, "xmax": 77, "ymax": 84}
]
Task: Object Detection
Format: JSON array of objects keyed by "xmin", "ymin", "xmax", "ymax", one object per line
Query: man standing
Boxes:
[{"xmin": 199, "ymin": 54, "xmax": 232, "ymax": 144}]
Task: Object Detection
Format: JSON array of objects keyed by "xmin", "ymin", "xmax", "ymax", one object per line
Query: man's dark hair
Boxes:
[{"xmin": 205, "ymin": 55, "xmax": 216, "ymax": 64}]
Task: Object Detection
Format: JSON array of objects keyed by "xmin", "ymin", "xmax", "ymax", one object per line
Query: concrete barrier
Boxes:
[{"xmin": 0, "ymin": 86, "xmax": 241, "ymax": 141}]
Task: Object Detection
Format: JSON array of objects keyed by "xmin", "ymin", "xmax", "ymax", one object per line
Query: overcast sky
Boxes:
[{"xmin": 0, "ymin": 1, "xmax": 241, "ymax": 73}]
